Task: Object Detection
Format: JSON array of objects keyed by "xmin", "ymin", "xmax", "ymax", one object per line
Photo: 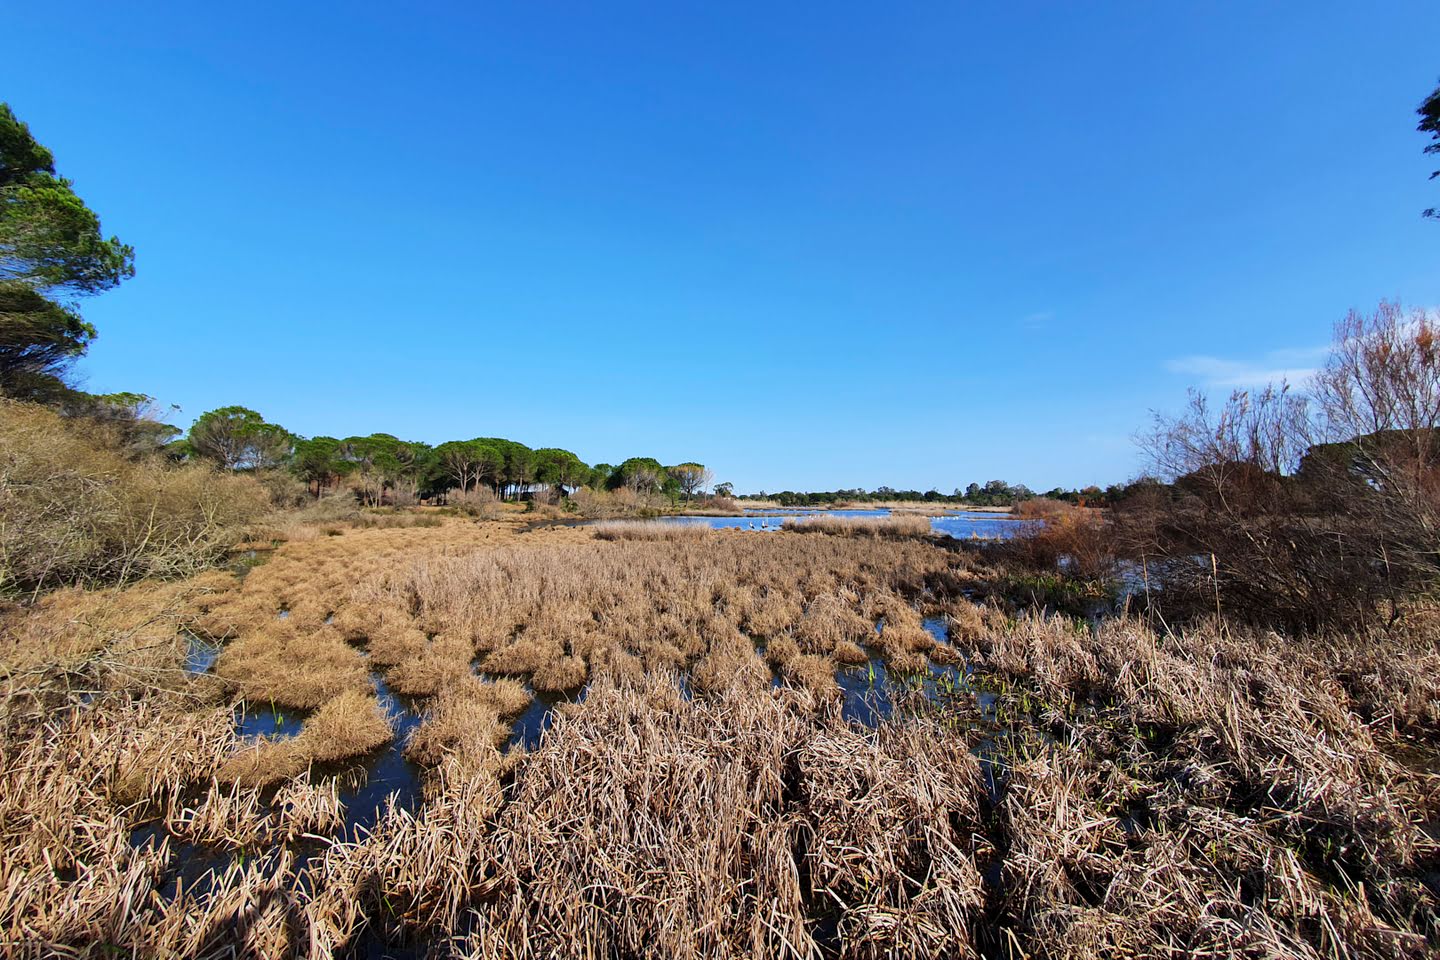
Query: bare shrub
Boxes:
[
  {"xmin": 570, "ymin": 485, "xmax": 667, "ymax": 519},
  {"xmin": 289, "ymin": 491, "xmax": 361, "ymax": 523},
  {"xmin": 524, "ymin": 499, "xmax": 568, "ymax": 520},
  {"xmin": 0, "ymin": 400, "xmax": 269, "ymax": 594},
  {"xmin": 999, "ymin": 500, "xmax": 1115, "ymax": 581},
  {"xmin": 448, "ymin": 485, "xmax": 505, "ymax": 519},
  {"xmin": 253, "ymin": 469, "xmax": 310, "ymax": 508},
  {"xmin": 1122, "ymin": 302, "xmax": 1440, "ymax": 630},
  {"xmin": 690, "ymin": 494, "xmax": 743, "ymax": 514}
]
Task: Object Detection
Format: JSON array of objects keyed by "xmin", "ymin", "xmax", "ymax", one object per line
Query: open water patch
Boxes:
[
  {"xmin": 645, "ymin": 508, "xmax": 1033, "ymax": 539},
  {"xmin": 184, "ymin": 632, "xmax": 221, "ymax": 675},
  {"xmin": 836, "ymin": 617, "xmax": 999, "ymax": 728},
  {"xmin": 228, "ymin": 548, "xmax": 271, "ymax": 578},
  {"xmin": 507, "ymin": 682, "xmax": 587, "ymax": 751},
  {"xmin": 236, "ymin": 701, "xmax": 304, "ymax": 740},
  {"xmin": 333, "ymin": 673, "xmax": 425, "ymax": 837}
]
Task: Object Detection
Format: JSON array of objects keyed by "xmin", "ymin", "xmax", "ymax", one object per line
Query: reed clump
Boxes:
[
  {"xmin": 592, "ymin": 519, "xmax": 715, "ymax": 541},
  {"xmin": 782, "ymin": 513, "xmax": 934, "ymax": 538},
  {"xmin": 217, "ymin": 687, "xmax": 393, "ymax": 787},
  {"xmin": 404, "ymin": 675, "xmax": 529, "ymax": 787},
  {"xmin": 955, "ymin": 614, "xmax": 1440, "ymax": 957},
  {"xmin": 796, "ymin": 718, "xmax": 987, "ymax": 957},
  {"xmin": 214, "ymin": 621, "xmax": 373, "ymax": 708},
  {"xmin": 355, "ymin": 530, "xmax": 971, "ymax": 702}
]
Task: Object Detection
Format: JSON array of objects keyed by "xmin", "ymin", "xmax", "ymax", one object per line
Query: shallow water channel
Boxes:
[{"xmin": 183, "ymin": 614, "xmax": 999, "ymax": 828}]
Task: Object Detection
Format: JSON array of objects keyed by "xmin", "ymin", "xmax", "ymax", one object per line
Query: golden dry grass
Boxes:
[
  {"xmin": 781, "ymin": 513, "xmax": 934, "ymax": 538},
  {"xmin": 591, "ymin": 519, "xmax": 714, "ymax": 540},
  {"xmin": 1, "ymin": 512, "xmax": 1437, "ymax": 958},
  {"xmin": 217, "ymin": 688, "xmax": 394, "ymax": 787}
]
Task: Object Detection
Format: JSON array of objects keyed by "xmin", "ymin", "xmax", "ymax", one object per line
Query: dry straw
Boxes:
[{"xmin": 2, "ymin": 515, "xmax": 1436, "ymax": 957}]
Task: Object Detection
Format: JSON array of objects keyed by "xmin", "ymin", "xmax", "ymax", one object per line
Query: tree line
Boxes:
[
  {"xmin": 0, "ymin": 101, "xmax": 714, "ymax": 510},
  {"xmin": 176, "ymin": 404, "xmax": 714, "ymax": 506},
  {"xmin": 740, "ymin": 480, "xmax": 1127, "ymax": 508}
]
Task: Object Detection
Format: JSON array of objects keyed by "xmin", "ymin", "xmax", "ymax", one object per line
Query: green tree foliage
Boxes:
[
  {"xmin": 338, "ymin": 433, "xmax": 402, "ymax": 506},
  {"xmin": 534, "ymin": 447, "xmax": 588, "ymax": 497},
  {"xmin": 182, "ymin": 409, "xmax": 697, "ymax": 509},
  {"xmin": 333, "ymin": 434, "xmax": 436, "ymax": 505},
  {"xmin": 1420, "ymin": 79, "xmax": 1440, "ymax": 218},
  {"xmin": 188, "ymin": 406, "xmax": 292, "ymax": 472},
  {"xmin": 750, "ymin": 482, "xmax": 1035, "ymax": 507},
  {"xmin": 0, "ymin": 103, "xmax": 134, "ymax": 400},
  {"xmin": 475, "ymin": 438, "xmax": 535, "ymax": 500},
  {"xmin": 291, "ymin": 436, "xmax": 346, "ymax": 496},
  {"xmin": 435, "ymin": 439, "xmax": 485, "ymax": 494},
  {"xmin": 0, "ymin": 284, "xmax": 92, "ymax": 402},
  {"xmin": 588, "ymin": 463, "xmax": 615, "ymax": 489}
]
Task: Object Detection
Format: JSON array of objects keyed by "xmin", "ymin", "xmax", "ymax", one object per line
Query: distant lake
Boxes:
[{"xmin": 659, "ymin": 507, "xmax": 1032, "ymax": 539}]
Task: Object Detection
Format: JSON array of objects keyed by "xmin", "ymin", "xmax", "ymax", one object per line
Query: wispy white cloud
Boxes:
[
  {"xmin": 1168, "ymin": 307, "xmax": 1440, "ymax": 388},
  {"xmin": 1166, "ymin": 345, "xmax": 1326, "ymax": 388},
  {"xmin": 1019, "ymin": 310, "xmax": 1053, "ymax": 330}
]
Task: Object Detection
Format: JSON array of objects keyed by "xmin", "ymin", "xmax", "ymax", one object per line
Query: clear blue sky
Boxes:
[{"xmin": 6, "ymin": 2, "xmax": 1439, "ymax": 492}]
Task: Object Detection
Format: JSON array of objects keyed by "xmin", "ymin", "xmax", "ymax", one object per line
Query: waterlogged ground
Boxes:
[
  {"xmin": 185, "ymin": 616, "xmax": 1001, "ymax": 847},
  {"xmin": 13, "ymin": 517, "xmax": 1435, "ymax": 958}
]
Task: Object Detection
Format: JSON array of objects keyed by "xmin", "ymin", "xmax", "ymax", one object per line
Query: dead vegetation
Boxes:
[
  {"xmin": 782, "ymin": 513, "xmax": 934, "ymax": 538},
  {"xmin": 957, "ymin": 614, "xmax": 1440, "ymax": 958},
  {"xmin": 217, "ymin": 688, "xmax": 394, "ymax": 787},
  {"xmin": 591, "ymin": 519, "xmax": 715, "ymax": 540},
  {"xmin": 0, "ymin": 513, "xmax": 1436, "ymax": 958},
  {"xmin": 0, "ymin": 399, "xmax": 269, "ymax": 595}
]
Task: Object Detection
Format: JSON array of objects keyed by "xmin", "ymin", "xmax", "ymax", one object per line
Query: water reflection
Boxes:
[
  {"xmin": 837, "ymin": 617, "xmax": 997, "ymax": 726},
  {"xmin": 338, "ymin": 674, "xmax": 424, "ymax": 837},
  {"xmin": 184, "ymin": 632, "xmax": 221, "ymax": 675},
  {"xmin": 236, "ymin": 701, "xmax": 304, "ymax": 740},
  {"xmin": 507, "ymin": 683, "xmax": 586, "ymax": 751}
]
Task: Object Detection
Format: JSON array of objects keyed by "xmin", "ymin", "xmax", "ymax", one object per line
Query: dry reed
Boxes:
[
  {"xmin": 781, "ymin": 513, "xmax": 934, "ymax": 538},
  {"xmin": 2, "ymin": 511, "xmax": 1436, "ymax": 958}
]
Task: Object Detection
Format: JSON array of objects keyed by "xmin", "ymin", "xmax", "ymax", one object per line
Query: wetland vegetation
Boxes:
[
  {"xmin": 3, "ymin": 509, "xmax": 1438, "ymax": 958},
  {"xmin": 4, "ymin": 58, "xmax": 1440, "ymax": 960}
]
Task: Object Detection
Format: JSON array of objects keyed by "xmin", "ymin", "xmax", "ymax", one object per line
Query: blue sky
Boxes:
[{"xmin": 6, "ymin": 2, "xmax": 1439, "ymax": 492}]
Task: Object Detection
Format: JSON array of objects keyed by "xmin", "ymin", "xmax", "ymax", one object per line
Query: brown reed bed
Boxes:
[
  {"xmin": 954, "ymin": 614, "xmax": 1440, "ymax": 958},
  {"xmin": 590, "ymin": 519, "xmax": 716, "ymax": 540},
  {"xmin": 781, "ymin": 513, "xmax": 935, "ymax": 538},
  {"xmin": 1, "ymin": 515, "xmax": 1437, "ymax": 958}
]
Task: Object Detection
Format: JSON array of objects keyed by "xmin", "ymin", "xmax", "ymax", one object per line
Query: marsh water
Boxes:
[
  {"xmin": 660, "ymin": 507, "xmax": 1032, "ymax": 539},
  {"xmin": 181, "ymin": 613, "xmax": 1001, "ymax": 844}
]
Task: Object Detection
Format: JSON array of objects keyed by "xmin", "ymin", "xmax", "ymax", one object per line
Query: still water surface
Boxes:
[{"xmin": 660, "ymin": 507, "xmax": 1031, "ymax": 539}]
